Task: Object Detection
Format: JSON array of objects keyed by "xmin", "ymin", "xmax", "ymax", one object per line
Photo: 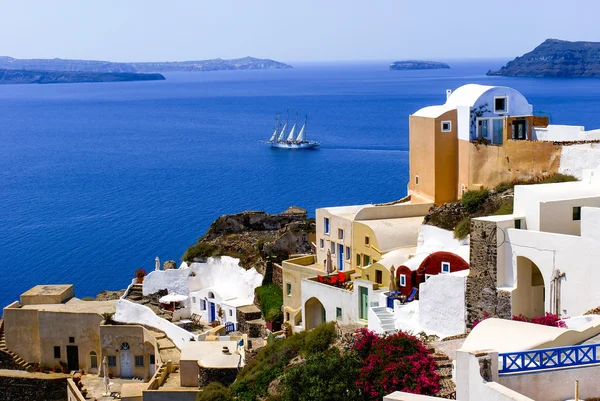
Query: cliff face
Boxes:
[
  {"xmin": 0, "ymin": 69, "xmax": 165, "ymax": 84},
  {"xmin": 488, "ymin": 39, "xmax": 600, "ymax": 77},
  {"xmin": 390, "ymin": 60, "xmax": 450, "ymax": 70},
  {"xmin": 0, "ymin": 56, "xmax": 292, "ymax": 73}
]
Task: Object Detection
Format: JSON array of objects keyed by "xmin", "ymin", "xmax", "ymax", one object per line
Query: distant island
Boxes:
[
  {"xmin": 0, "ymin": 69, "xmax": 165, "ymax": 85},
  {"xmin": 0, "ymin": 56, "xmax": 292, "ymax": 73},
  {"xmin": 389, "ymin": 60, "xmax": 450, "ymax": 70},
  {"xmin": 487, "ymin": 39, "xmax": 600, "ymax": 77}
]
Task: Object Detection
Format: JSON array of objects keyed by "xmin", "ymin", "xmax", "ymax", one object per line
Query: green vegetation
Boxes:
[
  {"xmin": 183, "ymin": 242, "xmax": 217, "ymax": 262},
  {"xmin": 233, "ymin": 322, "xmax": 337, "ymax": 400},
  {"xmin": 81, "ymin": 297, "xmax": 95, "ymax": 301},
  {"xmin": 255, "ymin": 283, "xmax": 283, "ymax": 322},
  {"xmin": 494, "ymin": 173, "xmax": 577, "ymax": 193},
  {"xmin": 461, "ymin": 189, "xmax": 491, "ymax": 214},
  {"xmin": 197, "ymin": 382, "xmax": 234, "ymax": 401},
  {"xmin": 280, "ymin": 349, "xmax": 362, "ymax": 401},
  {"xmin": 454, "ymin": 218, "xmax": 471, "ymax": 240},
  {"xmin": 493, "ymin": 199, "xmax": 514, "ymax": 215}
]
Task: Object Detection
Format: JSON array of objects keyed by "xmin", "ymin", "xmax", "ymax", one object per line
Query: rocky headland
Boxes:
[
  {"xmin": 487, "ymin": 39, "xmax": 600, "ymax": 77},
  {"xmin": 0, "ymin": 56, "xmax": 292, "ymax": 74},
  {"xmin": 390, "ymin": 60, "xmax": 450, "ymax": 70},
  {"xmin": 0, "ymin": 69, "xmax": 165, "ymax": 85}
]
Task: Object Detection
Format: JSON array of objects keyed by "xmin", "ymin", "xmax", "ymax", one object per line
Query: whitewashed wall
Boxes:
[
  {"xmin": 559, "ymin": 143, "xmax": 600, "ymax": 179},
  {"xmin": 419, "ymin": 274, "xmax": 467, "ymax": 337}
]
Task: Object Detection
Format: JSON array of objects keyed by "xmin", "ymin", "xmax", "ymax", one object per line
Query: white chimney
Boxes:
[{"xmin": 446, "ymin": 89, "xmax": 452, "ymax": 100}]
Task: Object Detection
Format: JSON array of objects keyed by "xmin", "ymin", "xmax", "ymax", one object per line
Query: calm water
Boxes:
[{"xmin": 3, "ymin": 60, "xmax": 600, "ymax": 307}]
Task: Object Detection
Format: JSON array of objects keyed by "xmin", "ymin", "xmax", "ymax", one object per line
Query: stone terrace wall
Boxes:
[
  {"xmin": 198, "ymin": 366, "xmax": 238, "ymax": 388},
  {"xmin": 236, "ymin": 306, "xmax": 263, "ymax": 335},
  {"xmin": 0, "ymin": 370, "xmax": 68, "ymax": 401},
  {"xmin": 0, "ymin": 350, "xmax": 26, "ymax": 370},
  {"xmin": 466, "ymin": 219, "xmax": 511, "ymax": 326}
]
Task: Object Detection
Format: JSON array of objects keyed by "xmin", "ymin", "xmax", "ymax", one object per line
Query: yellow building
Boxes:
[{"xmin": 409, "ymin": 84, "xmax": 556, "ymax": 205}]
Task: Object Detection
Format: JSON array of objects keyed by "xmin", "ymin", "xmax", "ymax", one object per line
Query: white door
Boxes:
[{"xmin": 120, "ymin": 351, "xmax": 132, "ymax": 377}]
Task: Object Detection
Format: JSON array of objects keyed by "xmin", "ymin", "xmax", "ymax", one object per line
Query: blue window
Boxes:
[
  {"xmin": 320, "ymin": 239, "xmax": 324, "ymax": 248},
  {"xmin": 346, "ymin": 247, "xmax": 351, "ymax": 260},
  {"xmin": 201, "ymin": 300, "xmax": 206, "ymax": 310},
  {"xmin": 400, "ymin": 274, "xmax": 406, "ymax": 287},
  {"xmin": 441, "ymin": 262, "xmax": 450, "ymax": 273},
  {"xmin": 324, "ymin": 218, "xmax": 330, "ymax": 234},
  {"xmin": 338, "ymin": 229, "xmax": 344, "ymax": 240}
]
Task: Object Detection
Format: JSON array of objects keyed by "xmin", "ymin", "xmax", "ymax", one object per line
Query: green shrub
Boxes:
[
  {"xmin": 302, "ymin": 322, "xmax": 337, "ymax": 355},
  {"xmin": 255, "ymin": 284, "xmax": 283, "ymax": 322},
  {"xmin": 81, "ymin": 297, "xmax": 95, "ymax": 301},
  {"xmin": 280, "ymin": 349, "xmax": 361, "ymax": 401},
  {"xmin": 538, "ymin": 173, "xmax": 577, "ymax": 184},
  {"xmin": 183, "ymin": 242, "xmax": 216, "ymax": 262},
  {"xmin": 454, "ymin": 218, "xmax": 470, "ymax": 240},
  {"xmin": 256, "ymin": 237, "xmax": 270, "ymax": 252},
  {"xmin": 494, "ymin": 173, "xmax": 577, "ymax": 193},
  {"xmin": 494, "ymin": 181, "xmax": 513, "ymax": 193},
  {"xmin": 461, "ymin": 189, "xmax": 490, "ymax": 214},
  {"xmin": 493, "ymin": 199, "xmax": 514, "ymax": 215},
  {"xmin": 197, "ymin": 382, "xmax": 234, "ymax": 401}
]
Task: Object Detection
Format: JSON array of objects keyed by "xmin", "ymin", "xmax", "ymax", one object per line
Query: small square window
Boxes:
[
  {"xmin": 415, "ymin": 176, "xmax": 419, "ymax": 186},
  {"xmin": 286, "ymin": 283, "xmax": 292, "ymax": 297},
  {"xmin": 338, "ymin": 228, "xmax": 344, "ymax": 240},
  {"xmin": 201, "ymin": 300, "xmax": 206, "ymax": 310},
  {"xmin": 54, "ymin": 346, "xmax": 61, "ymax": 359},
  {"xmin": 320, "ymin": 239, "xmax": 324, "ymax": 248},
  {"xmin": 461, "ymin": 184, "xmax": 466, "ymax": 195},
  {"xmin": 514, "ymin": 219, "xmax": 521, "ymax": 229},
  {"xmin": 365, "ymin": 236, "xmax": 370, "ymax": 246},
  {"xmin": 573, "ymin": 207, "xmax": 581, "ymax": 221},
  {"xmin": 399, "ymin": 274, "xmax": 406, "ymax": 287},
  {"xmin": 150, "ymin": 355, "xmax": 155, "ymax": 365},
  {"xmin": 494, "ymin": 97, "xmax": 507, "ymax": 113},
  {"xmin": 229, "ymin": 309, "xmax": 233, "ymax": 316},
  {"xmin": 441, "ymin": 262, "xmax": 450, "ymax": 273},
  {"xmin": 356, "ymin": 254, "xmax": 362, "ymax": 266},
  {"xmin": 364, "ymin": 255, "xmax": 371, "ymax": 266},
  {"xmin": 192, "ymin": 297, "xmax": 196, "ymax": 304},
  {"xmin": 324, "ymin": 217, "xmax": 330, "ymax": 234},
  {"xmin": 441, "ymin": 121, "xmax": 452, "ymax": 132},
  {"xmin": 69, "ymin": 337, "xmax": 75, "ymax": 344},
  {"xmin": 375, "ymin": 270, "xmax": 383, "ymax": 284},
  {"xmin": 135, "ymin": 355, "xmax": 144, "ymax": 367},
  {"xmin": 346, "ymin": 246, "xmax": 351, "ymax": 260},
  {"xmin": 286, "ymin": 312, "xmax": 290, "ymax": 321},
  {"xmin": 331, "ymin": 242, "xmax": 335, "ymax": 254},
  {"xmin": 336, "ymin": 307, "xmax": 342, "ymax": 320},
  {"xmin": 107, "ymin": 356, "xmax": 117, "ymax": 367}
]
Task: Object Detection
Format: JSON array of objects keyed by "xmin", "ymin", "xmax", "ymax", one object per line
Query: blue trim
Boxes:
[
  {"xmin": 225, "ymin": 322, "xmax": 236, "ymax": 334},
  {"xmin": 386, "ymin": 296, "xmax": 394, "ymax": 309},
  {"xmin": 499, "ymin": 344, "xmax": 600, "ymax": 374}
]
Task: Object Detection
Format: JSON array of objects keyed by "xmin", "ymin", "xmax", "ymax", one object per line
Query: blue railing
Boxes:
[
  {"xmin": 386, "ymin": 295, "xmax": 395, "ymax": 309},
  {"xmin": 225, "ymin": 322, "xmax": 236, "ymax": 334},
  {"xmin": 499, "ymin": 343, "xmax": 600, "ymax": 374}
]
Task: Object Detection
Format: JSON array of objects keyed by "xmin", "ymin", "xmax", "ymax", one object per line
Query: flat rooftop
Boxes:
[
  {"xmin": 20, "ymin": 298, "xmax": 117, "ymax": 314},
  {"xmin": 515, "ymin": 181, "xmax": 600, "ymax": 202},
  {"xmin": 357, "ymin": 216, "xmax": 424, "ymax": 251},
  {"xmin": 21, "ymin": 284, "xmax": 72, "ymax": 297},
  {"xmin": 181, "ymin": 341, "xmax": 241, "ymax": 368}
]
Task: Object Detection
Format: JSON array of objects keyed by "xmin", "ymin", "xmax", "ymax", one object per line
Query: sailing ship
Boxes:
[{"xmin": 265, "ymin": 110, "xmax": 320, "ymax": 149}]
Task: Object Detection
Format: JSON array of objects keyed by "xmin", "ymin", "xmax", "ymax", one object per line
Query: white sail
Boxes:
[
  {"xmin": 286, "ymin": 123, "xmax": 296, "ymax": 141},
  {"xmin": 296, "ymin": 120, "xmax": 306, "ymax": 142},
  {"xmin": 269, "ymin": 127, "xmax": 278, "ymax": 142},
  {"xmin": 278, "ymin": 122, "xmax": 287, "ymax": 141}
]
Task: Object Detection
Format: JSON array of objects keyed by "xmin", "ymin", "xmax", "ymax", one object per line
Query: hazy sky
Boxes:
[{"xmin": 2, "ymin": 0, "xmax": 600, "ymax": 62}]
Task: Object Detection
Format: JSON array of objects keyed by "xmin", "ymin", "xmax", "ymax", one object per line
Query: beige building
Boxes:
[{"xmin": 409, "ymin": 84, "xmax": 557, "ymax": 205}]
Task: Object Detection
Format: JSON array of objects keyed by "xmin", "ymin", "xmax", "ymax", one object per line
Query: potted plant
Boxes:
[
  {"xmin": 59, "ymin": 361, "xmax": 69, "ymax": 374},
  {"xmin": 135, "ymin": 268, "xmax": 146, "ymax": 284}
]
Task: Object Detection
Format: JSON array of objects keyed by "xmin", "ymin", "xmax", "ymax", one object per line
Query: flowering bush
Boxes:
[
  {"xmin": 353, "ymin": 328, "xmax": 439, "ymax": 400},
  {"xmin": 512, "ymin": 313, "xmax": 565, "ymax": 328}
]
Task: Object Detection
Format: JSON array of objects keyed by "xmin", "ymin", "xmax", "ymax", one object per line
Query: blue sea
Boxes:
[{"xmin": 3, "ymin": 60, "xmax": 600, "ymax": 307}]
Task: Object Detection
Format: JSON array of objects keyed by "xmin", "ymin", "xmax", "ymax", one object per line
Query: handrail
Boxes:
[{"xmin": 499, "ymin": 343, "xmax": 600, "ymax": 374}]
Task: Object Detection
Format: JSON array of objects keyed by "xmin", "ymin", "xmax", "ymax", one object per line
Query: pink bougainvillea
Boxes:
[
  {"xmin": 353, "ymin": 328, "xmax": 439, "ymax": 400},
  {"xmin": 472, "ymin": 312, "xmax": 566, "ymax": 329}
]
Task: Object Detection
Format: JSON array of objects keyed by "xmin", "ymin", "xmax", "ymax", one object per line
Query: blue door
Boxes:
[
  {"xmin": 338, "ymin": 244, "xmax": 344, "ymax": 271},
  {"xmin": 209, "ymin": 302, "xmax": 216, "ymax": 322}
]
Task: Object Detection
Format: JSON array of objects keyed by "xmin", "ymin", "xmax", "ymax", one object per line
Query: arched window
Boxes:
[
  {"xmin": 120, "ymin": 342, "xmax": 130, "ymax": 351},
  {"xmin": 90, "ymin": 351, "xmax": 98, "ymax": 369},
  {"xmin": 208, "ymin": 292, "xmax": 215, "ymax": 299}
]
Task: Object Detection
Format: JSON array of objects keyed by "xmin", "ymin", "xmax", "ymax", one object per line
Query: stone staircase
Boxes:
[
  {"xmin": 126, "ymin": 283, "xmax": 144, "ymax": 302},
  {"xmin": 0, "ymin": 318, "xmax": 34, "ymax": 371},
  {"xmin": 429, "ymin": 347, "xmax": 456, "ymax": 399},
  {"xmin": 371, "ymin": 306, "xmax": 395, "ymax": 333},
  {"xmin": 147, "ymin": 328, "xmax": 180, "ymax": 366}
]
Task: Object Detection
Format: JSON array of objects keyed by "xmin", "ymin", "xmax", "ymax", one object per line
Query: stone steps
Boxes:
[{"xmin": 157, "ymin": 337, "xmax": 176, "ymax": 350}]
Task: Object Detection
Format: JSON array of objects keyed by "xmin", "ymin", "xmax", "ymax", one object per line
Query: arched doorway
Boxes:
[
  {"xmin": 512, "ymin": 257, "xmax": 545, "ymax": 318},
  {"xmin": 305, "ymin": 297, "xmax": 326, "ymax": 330}
]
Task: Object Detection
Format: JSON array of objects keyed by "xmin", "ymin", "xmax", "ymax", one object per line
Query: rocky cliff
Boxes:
[
  {"xmin": 390, "ymin": 60, "xmax": 450, "ymax": 70},
  {"xmin": 0, "ymin": 56, "xmax": 292, "ymax": 73},
  {"xmin": 488, "ymin": 39, "xmax": 600, "ymax": 77},
  {"xmin": 183, "ymin": 207, "xmax": 315, "ymax": 275},
  {"xmin": 0, "ymin": 69, "xmax": 165, "ymax": 84}
]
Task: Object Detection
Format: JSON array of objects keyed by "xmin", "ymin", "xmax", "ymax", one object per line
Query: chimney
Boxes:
[
  {"xmin": 222, "ymin": 346, "xmax": 230, "ymax": 354},
  {"xmin": 446, "ymin": 89, "xmax": 452, "ymax": 100}
]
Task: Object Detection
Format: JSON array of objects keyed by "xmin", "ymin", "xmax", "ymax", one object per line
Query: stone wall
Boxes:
[
  {"xmin": 465, "ymin": 219, "xmax": 511, "ymax": 326},
  {"xmin": 198, "ymin": 366, "xmax": 238, "ymax": 388},
  {"xmin": 236, "ymin": 307, "xmax": 263, "ymax": 336},
  {"xmin": 0, "ymin": 370, "xmax": 68, "ymax": 401},
  {"xmin": 0, "ymin": 350, "xmax": 26, "ymax": 370},
  {"xmin": 272, "ymin": 263, "xmax": 283, "ymax": 288}
]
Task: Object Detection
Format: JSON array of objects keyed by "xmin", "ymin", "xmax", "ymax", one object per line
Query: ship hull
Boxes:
[{"xmin": 269, "ymin": 141, "xmax": 320, "ymax": 149}]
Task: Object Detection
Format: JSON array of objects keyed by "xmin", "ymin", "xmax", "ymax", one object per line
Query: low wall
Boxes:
[
  {"xmin": 142, "ymin": 389, "xmax": 199, "ymax": 401},
  {"xmin": 498, "ymin": 364, "xmax": 600, "ymax": 401},
  {"xmin": 113, "ymin": 299, "xmax": 194, "ymax": 349},
  {"xmin": 67, "ymin": 378, "xmax": 86, "ymax": 401},
  {"xmin": 384, "ymin": 392, "xmax": 451, "ymax": 400},
  {"xmin": 419, "ymin": 274, "xmax": 467, "ymax": 338},
  {"xmin": 0, "ymin": 369, "xmax": 68, "ymax": 401}
]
